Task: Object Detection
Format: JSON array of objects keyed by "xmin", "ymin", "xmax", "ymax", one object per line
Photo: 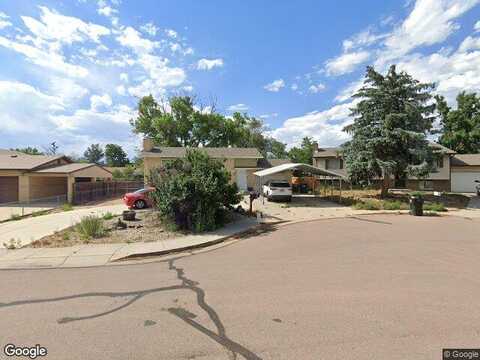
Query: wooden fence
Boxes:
[{"xmin": 72, "ymin": 181, "xmax": 144, "ymax": 204}]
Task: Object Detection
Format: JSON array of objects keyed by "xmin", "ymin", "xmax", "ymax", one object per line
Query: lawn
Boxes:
[{"xmin": 316, "ymin": 188, "xmax": 470, "ymax": 211}]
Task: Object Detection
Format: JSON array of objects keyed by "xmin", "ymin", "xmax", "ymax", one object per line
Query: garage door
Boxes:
[
  {"xmin": 0, "ymin": 176, "xmax": 19, "ymax": 204},
  {"xmin": 451, "ymin": 172, "xmax": 480, "ymax": 193}
]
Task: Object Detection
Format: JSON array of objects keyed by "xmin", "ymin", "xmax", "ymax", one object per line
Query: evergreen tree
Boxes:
[
  {"xmin": 343, "ymin": 65, "xmax": 437, "ymax": 196},
  {"xmin": 84, "ymin": 144, "xmax": 104, "ymax": 164}
]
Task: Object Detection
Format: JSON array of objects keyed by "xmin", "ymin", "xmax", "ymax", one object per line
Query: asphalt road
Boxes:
[{"xmin": 1, "ymin": 214, "xmax": 480, "ymax": 360}]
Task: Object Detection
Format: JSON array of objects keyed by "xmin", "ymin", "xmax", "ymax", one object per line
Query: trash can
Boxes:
[{"xmin": 409, "ymin": 195, "xmax": 424, "ymax": 216}]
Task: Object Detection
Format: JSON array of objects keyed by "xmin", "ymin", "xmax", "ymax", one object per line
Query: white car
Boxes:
[{"xmin": 263, "ymin": 180, "xmax": 292, "ymax": 202}]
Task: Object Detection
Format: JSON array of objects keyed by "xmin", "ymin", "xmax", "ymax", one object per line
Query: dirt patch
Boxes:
[{"xmin": 30, "ymin": 210, "xmax": 184, "ymax": 248}]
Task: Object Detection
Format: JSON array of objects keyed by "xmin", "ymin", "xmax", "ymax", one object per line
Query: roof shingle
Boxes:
[{"xmin": 143, "ymin": 147, "xmax": 263, "ymax": 159}]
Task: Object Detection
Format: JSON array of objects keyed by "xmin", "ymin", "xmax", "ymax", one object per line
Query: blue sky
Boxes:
[{"xmin": 0, "ymin": 0, "xmax": 479, "ymax": 157}]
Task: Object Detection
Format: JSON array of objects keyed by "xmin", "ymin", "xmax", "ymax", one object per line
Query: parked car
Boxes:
[
  {"xmin": 263, "ymin": 180, "xmax": 292, "ymax": 202},
  {"xmin": 475, "ymin": 180, "xmax": 480, "ymax": 196},
  {"xmin": 123, "ymin": 187, "xmax": 155, "ymax": 209}
]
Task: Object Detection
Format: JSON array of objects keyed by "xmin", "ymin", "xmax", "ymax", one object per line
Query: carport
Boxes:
[{"xmin": 254, "ymin": 163, "xmax": 347, "ymax": 199}]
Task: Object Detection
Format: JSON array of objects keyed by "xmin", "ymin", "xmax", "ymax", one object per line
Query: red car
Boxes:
[{"xmin": 123, "ymin": 187, "xmax": 155, "ymax": 209}]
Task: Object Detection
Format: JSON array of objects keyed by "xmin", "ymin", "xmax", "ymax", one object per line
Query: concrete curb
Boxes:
[{"xmin": 0, "ymin": 218, "xmax": 259, "ymax": 270}]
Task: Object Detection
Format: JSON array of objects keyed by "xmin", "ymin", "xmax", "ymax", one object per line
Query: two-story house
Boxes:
[{"xmin": 312, "ymin": 142, "xmax": 456, "ymax": 191}]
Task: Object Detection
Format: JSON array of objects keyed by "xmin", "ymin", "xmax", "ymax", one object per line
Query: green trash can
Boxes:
[{"xmin": 409, "ymin": 195, "xmax": 424, "ymax": 216}]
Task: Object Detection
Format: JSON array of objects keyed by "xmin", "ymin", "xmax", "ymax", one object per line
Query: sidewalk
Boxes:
[
  {"xmin": 0, "ymin": 217, "xmax": 258, "ymax": 269},
  {"xmin": 0, "ymin": 204, "xmax": 128, "ymax": 248}
]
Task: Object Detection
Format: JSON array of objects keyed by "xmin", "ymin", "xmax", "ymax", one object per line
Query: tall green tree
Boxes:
[
  {"xmin": 105, "ymin": 144, "xmax": 129, "ymax": 167},
  {"xmin": 130, "ymin": 95, "xmax": 284, "ymax": 157},
  {"xmin": 436, "ymin": 92, "xmax": 480, "ymax": 154},
  {"xmin": 266, "ymin": 138, "xmax": 288, "ymax": 159},
  {"xmin": 84, "ymin": 144, "xmax": 104, "ymax": 164},
  {"xmin": 288, "ymin": 137, "xmax": 315, "ymax": 164},
  {"xmin": 343, "ymin": 65, "xmax": 437, "ymax": 196}
]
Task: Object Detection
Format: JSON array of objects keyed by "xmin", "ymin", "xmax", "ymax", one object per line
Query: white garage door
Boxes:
[{"xmin": 451, "ymin": 172, "xmax": 480, "ymax": 193}]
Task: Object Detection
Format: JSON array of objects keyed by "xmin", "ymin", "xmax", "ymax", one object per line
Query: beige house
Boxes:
[
  {"xmin": 142, "ymin": 139, "xmax": 264, "ymax": 190},
  {"xmin": 0, "ymin": 150, "xmax": 112, "ymax": 204},
  {"xmin": 312, "ymin": 142, "xmax": 456, "ymax": 191},
  {"xmin": 451, "ymin": 154, "xmax": 480, "ymax": 193}
]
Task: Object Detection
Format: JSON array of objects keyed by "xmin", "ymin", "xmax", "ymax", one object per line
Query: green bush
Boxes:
[
  {"xmin": 423, "ymin": 202, "xmax": 447, "ymax": 212},
  {"xmin": 62, "ymin": 203, "xmax": 74, "ymax": 211},
  {"xmin": 10, "ymin": 214, "xmax": 22, "ymax": 221},
  {"xmin": 149, "ymin": 149, "xmax": 241, "ymax": 232},
  {"xmin": 102, "ymin": 212, "xmax": 115, "ymax": 220},
  {"xmin": 353, "ymin": 199, "xmax": 382, "ymax": 210},
  {"xmin": 382, "ymin": 200, "xmax": 408, "ymax": 210},
  {"xmin": 76, "ymin": 215, "xmax": 105, "ymax": 239}
]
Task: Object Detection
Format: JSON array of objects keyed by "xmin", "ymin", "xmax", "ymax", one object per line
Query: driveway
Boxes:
[
  {"xmin": 1, "ymin": 214, "xmax": 479, "ymax": 359},
  {"xmin": 0, "ymin": 203, "xmax": 127, "ymax": 248},
  {"xmin": 468, "ymin": 195, "xmax": 480, "ymax": 209},
  {"xmin": 242, "ymin": 194, "xmax": 380, "ymax": 222},
  {"xmin": 0, "ymin": 203, "xmax": 57, "ymax": 222}
]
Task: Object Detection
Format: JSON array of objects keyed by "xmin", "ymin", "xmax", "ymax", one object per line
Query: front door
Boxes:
[{"xmin": 236, "ymin": 169, "xmax": 248, "ymax": 191}]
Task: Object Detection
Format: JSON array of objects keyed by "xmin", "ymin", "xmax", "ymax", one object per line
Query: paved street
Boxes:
[{"xmin": 1, "ymin": 214, "xmax": 480, "ymax": 359}]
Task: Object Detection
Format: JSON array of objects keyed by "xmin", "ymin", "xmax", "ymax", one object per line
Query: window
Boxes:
[
  {"xmin": 326, "ymin": 158, "xmax": 342, "ymax": 170},
  {"xmin": 436, "ymin": 157, "xmax": 444, "ymax": 169}
]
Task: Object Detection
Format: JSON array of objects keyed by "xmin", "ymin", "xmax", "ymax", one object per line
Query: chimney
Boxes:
[
  {"xmin": 312, "ymin": 141, "xmax": 319, "ymax": 153},
  {"xmin": 143, "ymin": 137, "xmax": 154, "ymax": 152}
]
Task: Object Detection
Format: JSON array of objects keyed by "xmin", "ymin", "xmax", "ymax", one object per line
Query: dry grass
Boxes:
[{"xmin": 30, "ymin": 210, "xmax": 184, "ymax": 248}]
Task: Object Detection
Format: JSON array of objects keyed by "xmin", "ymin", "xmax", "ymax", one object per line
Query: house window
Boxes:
[
  {"xmin": 326, "ymin": 158, "xmax": 342, "ymax": 170},
  {"xmin": 436, "ymin": 157, "xmax": 444, "ymax": 169}
]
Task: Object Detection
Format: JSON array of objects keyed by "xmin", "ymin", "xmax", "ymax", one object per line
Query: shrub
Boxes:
[
  {"xmin": 382, "ymin": 200, "xmax": 408, "ymax": 210},
  {"xmin": 32, "ymin": 210, "xmax": 49, "ymax": 217},
  {"xmin": 102, "ymin": 212, "xmax": 115, "ymax": 220},
  {"xmin": 76, "ymin": 215, "xmax": 105, "ymax": 239},
  {"xmin": 353, "ymin": 199, "xmax": 382, "ymax": 210},
  {"xmin": 62, "ymin": 203, "xmax": 74, "ymax": 211},
  {"xmin": 149, "ymin": 149, "xmax": 241, "ymax": 232},
  {"xmin": 424, "ymin": 202, "xmax": 447, "ymax": 212},
  {"xmin": 10, "ymin": 214, "xmax": 22, "ymax": 221}
]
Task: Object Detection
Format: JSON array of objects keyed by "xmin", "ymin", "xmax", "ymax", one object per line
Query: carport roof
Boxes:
[{"xmin": 253, "ymin": 163, "xmax": 346, "ymax": 178}]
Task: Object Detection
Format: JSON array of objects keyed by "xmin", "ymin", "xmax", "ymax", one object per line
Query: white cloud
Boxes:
[
  {"xmin": 196, "ymin": 58, "xmax": 224, "ymax": 70},
  {"xmin": 165, "ymin": 29, "xmax": 178, "ymax": 39},
  {"xmin": 116, "ymin": 26, "xmax": 158, "ymax": 54},
  {"xmin": 343, "ymin": 29, "xmax": 387, "ymax": 51},
  {"xmin": 0, "ymin": 36, "xmax": 89, "ymax": 77},
  {"xmin": 0, "ymin": 12, "xmax": 12, "ymax": 29},
  {"xmin": 259, "ymin": 113, "xmax": 278, "ymax": 119},
  {"xmin": 264, "ymin": 79, "xmax": 285, "ymax": 92},
  {"xmin": 269, "ymin": 102, "xmax": 355, "ymax": 148},
  {"xmin": 116, "ymin": 85, "xmax": 126, "ymax": 95},
  {"xmin": 291, "ymin": 83, "xmax": 299, "ymax": 91},
  {"xmin": 49, "ymin": 77, "xmax": 89, "ymax": 104},
  {"xmin": 182, "ymin": 85, "xmax": 193, "ymax": 92},
  {"xmin": 98, "ymin": 6, "xmax": 116, "ymax": 17},
  {"xmin": 21, "ymin": 6, "xmax": 110, "ymax": 44},
  {"xmin": 90, "ymin": 94, "xmax": 112, "ymax": 111},
  {"xmin": 0, "ymin": 80, "xmax": 63, "ymax": 133},
  {"xmin": 141, "ymin": 22, "xmax": 159, "ymax": 36},
  {"xmin": 227, "ymin": 103, "xmax": 249, "ymax": 112},
  {"xmin": 119, "ymin": 72, "xmax": 129, "ymax": 82},
  {"xmin": 325, "ymin": 51, "xmax": 370, "ymax": 76},
  {"xmin": 308, "ymin": 83, "xmax": 326, "ymax": 93},
  {"xmin": 475, "ymin": 20, "xmax": 480, "ymax": 32},
  {"xmin": 380, "ymin": 0, "xmax": 479, "ymax": 63}
]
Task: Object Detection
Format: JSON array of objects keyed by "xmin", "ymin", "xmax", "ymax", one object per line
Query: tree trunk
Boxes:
[{"xmin": 380, "ymin": 177, "xmax": 389, "ymax": 198}]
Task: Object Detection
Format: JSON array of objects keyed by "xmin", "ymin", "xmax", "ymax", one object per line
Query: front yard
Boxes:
[{"xmin": 29, "ymin": 210, "xmax": 184, "ymax": 248}]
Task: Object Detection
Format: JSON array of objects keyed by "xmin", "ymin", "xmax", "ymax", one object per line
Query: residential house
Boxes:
[
  {"xmin": 450, "ymin": 154, "xmax": 480, "ymax": 193},
  {"xmin": 141, "ymin": 138, "xmax": 265, "ymax": 190},
  {"xmin": 0, "ymin": 150, "xmax": 112, "ymax": 204},
  {"xmin": 312, "ymin": 143, "xmax": 461, "ymax": 192}
]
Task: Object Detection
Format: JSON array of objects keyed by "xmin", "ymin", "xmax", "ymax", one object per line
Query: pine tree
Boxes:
[{"xmin": 343, "ymin": 65, "xmax": 437, "ymax": 196}]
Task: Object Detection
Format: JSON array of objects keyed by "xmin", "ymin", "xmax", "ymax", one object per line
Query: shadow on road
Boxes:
[{"xmin": 0, "ymin": 259, "xmax": 262, "ymax": 360}]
